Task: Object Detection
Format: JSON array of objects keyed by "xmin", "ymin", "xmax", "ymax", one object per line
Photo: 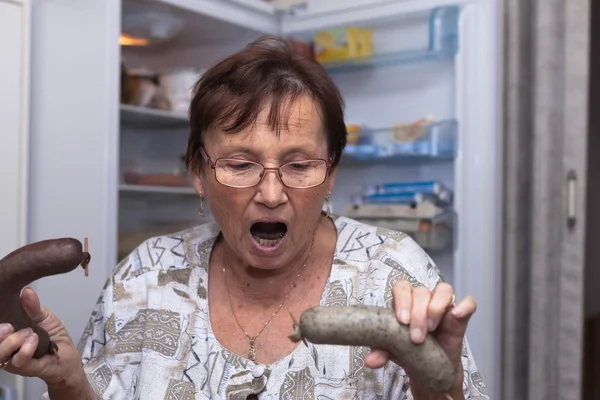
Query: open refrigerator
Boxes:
[
  {"xmin": 1, "ymin": 0, "xmax": 502, "ymax": 398},
  {"xmin": 117, "ymin": 0, "xmax": 502, "ymax": 397}
]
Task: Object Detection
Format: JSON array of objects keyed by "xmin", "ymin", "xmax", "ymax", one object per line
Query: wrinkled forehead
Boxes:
[{"xmin": 203, "ymin": 95, "xmax": 329, "ymax": 157}]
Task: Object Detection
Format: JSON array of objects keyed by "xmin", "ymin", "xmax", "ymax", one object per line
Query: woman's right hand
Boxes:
[{"xmin": 0, "ymin": 287, "xmax": 90, "ymax": 394}]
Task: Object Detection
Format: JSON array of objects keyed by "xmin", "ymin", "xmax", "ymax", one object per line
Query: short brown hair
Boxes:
[{"xmin": 185, "ymin": 35, "xmax": 347, "ymax": 173}]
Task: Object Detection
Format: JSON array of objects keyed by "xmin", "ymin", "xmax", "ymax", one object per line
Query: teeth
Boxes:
[{"xmin": 255, "ymin": 237, "xmax": 282, "ymax": 247}]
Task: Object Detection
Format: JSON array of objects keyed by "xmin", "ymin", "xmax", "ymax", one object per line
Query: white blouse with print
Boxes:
[{"xmin": 45, "ymin": 215, "xmax": 489, "ymax": 399}]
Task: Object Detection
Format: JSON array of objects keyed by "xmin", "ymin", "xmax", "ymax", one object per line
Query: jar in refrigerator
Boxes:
[
  {"xmin": 158, "ymin": 68, "xmax": 205, "ymax": 114},
  {"xmin": 122, "ymin": 67, "xmax": 158, "ymax": 107}
]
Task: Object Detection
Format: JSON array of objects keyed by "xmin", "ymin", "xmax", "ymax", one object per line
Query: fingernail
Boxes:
[
  {"xmin": 25, "ymin": 333, "xmax": 37, "ymax": 344},
  {"xmin": 400, "ymin": 310, "xmax": 410, "ymax": 324},
  {"xmin": 18, "ymin": 328, "xmax": 32, "ymax": 338},
  {"xmin": 411, "ymin": 328, "xmax": 422, "ymax": 342},
  {"xmin": 427, "ymin": 318, "xmax": 435, "ymax": 331},
  {"xmin": 0, "ymin": 323, "xmax": 13, "ymax": 336},
  {"xmin": 452, "ymin": 307, "xmax": 463, "ymax": 318}
]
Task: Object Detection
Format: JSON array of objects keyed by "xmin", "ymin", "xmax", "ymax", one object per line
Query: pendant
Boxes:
[{"xmin": 248, "ymin": 339, "xmax": 256, "ymax": 361}]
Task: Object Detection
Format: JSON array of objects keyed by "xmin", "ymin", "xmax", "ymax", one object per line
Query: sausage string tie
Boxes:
[{"xmin": 223, "ymin": 238, "xmax": 314, "ymax": 362}]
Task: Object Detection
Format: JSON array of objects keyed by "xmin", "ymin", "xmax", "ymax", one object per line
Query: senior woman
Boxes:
[{"xmin": 0, "ymin": 36, "xmax": 488, "ymax": 399}]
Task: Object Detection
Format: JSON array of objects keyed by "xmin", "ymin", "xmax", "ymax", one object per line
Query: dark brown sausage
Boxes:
[
  {"xmin": 0, "ymin": 238, "xmax": 91, "ymax": 359},
  {"xmin": 288, "ymin": 305, "xmax": 456, "ymax": 393}
]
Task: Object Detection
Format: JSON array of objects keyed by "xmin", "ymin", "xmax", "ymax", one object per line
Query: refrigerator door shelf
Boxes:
[
  {"xmin": 343, "ymin": 206, "xmax": 455, "ymax": 252},
  {"xmin": 342, "ymin": 119, "xmax": 457, "ymax": 164},
  {"xmin": 317, "ymin": 6, "xmax": 459, "ymax": 74}
]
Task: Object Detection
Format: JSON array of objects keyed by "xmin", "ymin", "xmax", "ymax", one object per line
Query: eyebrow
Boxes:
[{"xmin": 221, "ymin": 145, "xmax": 321, "ymax": 157}]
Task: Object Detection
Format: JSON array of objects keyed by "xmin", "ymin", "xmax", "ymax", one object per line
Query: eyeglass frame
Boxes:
[{"xmin": 198, "ymin": 147, "xmax": 333, "ymax": 189}]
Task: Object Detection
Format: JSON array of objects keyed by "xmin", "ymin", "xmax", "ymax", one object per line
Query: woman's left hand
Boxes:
[{"xmin": 364, "ymin": 280, "xmax": 477, "ymax": 399}]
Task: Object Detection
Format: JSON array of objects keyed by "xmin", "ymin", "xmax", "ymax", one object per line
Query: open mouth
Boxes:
[{"xmin": 250, "ymin": 221, "xmax": 287, "ymax": 248}]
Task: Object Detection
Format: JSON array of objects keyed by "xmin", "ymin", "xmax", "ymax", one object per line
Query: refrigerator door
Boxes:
[{"xmin": 0, "ymin": 0, "xmax": 30, "ymax": 398}]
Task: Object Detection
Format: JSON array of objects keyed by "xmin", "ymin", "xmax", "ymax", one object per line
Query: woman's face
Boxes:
[{"xmin": 192, "ymin": 96, "xmax": 337, "ymax": 270}]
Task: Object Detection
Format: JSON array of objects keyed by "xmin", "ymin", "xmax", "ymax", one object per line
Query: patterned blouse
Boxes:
[{"xmin": 46, "ymin": 215, "xmax": 489, "ymax": 399}]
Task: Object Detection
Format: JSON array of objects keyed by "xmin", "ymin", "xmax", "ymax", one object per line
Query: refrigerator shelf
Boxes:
[
  {"xmin": 119, "ymin": 184, "xmax": 196, "ymax": 195},
  {"xmin": 120, "ymin": 104, "xmax": 189, "ymax": 129},
  {"xmin": 342, "ymin": 119, "xmax": 457, "ymax": 163},
  {"xmin": 343, "ymin": 206, "xmax": 455, "ymax": 252},
  {"xmin": 319, "ymin": 6, "xmax": 459, "ymax": 74}
]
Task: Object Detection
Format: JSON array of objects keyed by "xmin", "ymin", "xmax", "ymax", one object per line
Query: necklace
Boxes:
[{"xmin": 223, "ymin": 239, "xmax": 315, "ymax": 362}]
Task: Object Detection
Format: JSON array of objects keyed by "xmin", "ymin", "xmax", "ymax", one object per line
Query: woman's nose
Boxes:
[{"xmin": 255, "ymin": 169, "xmax": 287, "ymax": 208}]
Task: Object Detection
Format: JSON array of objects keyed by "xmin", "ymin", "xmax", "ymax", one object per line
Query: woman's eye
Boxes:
[
  {"xmin": 290, "ymin": 163, "xmax": 308, "ymax": 170},
  {"xmin": 231, "ymin": 163, "xmax": 252, "ymax": 170},
  {"xmin": 220, "ymin": 160, "xmax": 254, "ymax": 170}
]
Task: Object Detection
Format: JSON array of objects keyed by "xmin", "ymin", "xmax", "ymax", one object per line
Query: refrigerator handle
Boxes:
[{"xmin": 567, "ymin": 170, "xmax": 577, "ymax": 229}]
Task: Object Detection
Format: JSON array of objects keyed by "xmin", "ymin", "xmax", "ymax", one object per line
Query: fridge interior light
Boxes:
[{"xmin": 121, "ymin": 9, "xmax": 184, "ymax": 45}]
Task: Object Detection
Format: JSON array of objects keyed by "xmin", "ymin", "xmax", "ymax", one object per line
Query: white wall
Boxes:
[{"xmin": 25, "ymin": 0, "xmax": 121, "ymax": 398}]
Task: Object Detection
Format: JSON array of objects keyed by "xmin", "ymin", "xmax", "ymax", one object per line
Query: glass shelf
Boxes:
[
  {"xmin": 120, "ymin": 104, "xmax": 189, "ymax": 129},
  {"xmin": 342, "ymin": 119, "xmax": 458, "ymax": 164},
  {"xmin": 319, "ymin": 6, "xmax": 459, "ymax": 73},
  {"xmin": 119, "ymin": 184, "xmax": 196, "ymax": 195},
  {"xmin": 343, "ymin": 203, "xmax": 455, "ymax": 252}
]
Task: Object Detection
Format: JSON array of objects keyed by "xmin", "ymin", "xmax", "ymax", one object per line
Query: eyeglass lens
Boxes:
[{"xmin": 214, "ymin": 159, "xmax": 327, "ymax": 188}]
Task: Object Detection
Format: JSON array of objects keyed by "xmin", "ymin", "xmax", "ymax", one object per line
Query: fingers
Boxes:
[
  {"xmin": 364, "ymin": 348, "xmax": 390, "ymax": 369},
  {"xmin": 0, "ymin": 323, "xmax": 14, "ymax": 343},
  {"xmin": 10, "ymin": 331, "xmax": 39, "ymax": 369},
  {"xmin": 427, "ymin": 283, "xmax": 454, "ymax": 332},
  {"xmin": 392, "ymin": 280, "xmax": 412, "ymax": 325},
  {"xmin": 450, "ymin": 295, "xmax": 477, "ymax": 325},
  {"xmin": 391, "ymin": 281, "xmax": 458, "ymax": 344},
  {"xmin": 0, "ymin": 328, "xmax": 33, "ymax": 364},
  {"xmin": 20, "ymin": 287, "xmax": 48, "ymax": 324},
  {"xmin": 369, "ymin": 287, "xmax": 477, "ymax": 371},
  {"xmin": 409, "ymin": 286, "xmax": 431, "ymax": 343}
]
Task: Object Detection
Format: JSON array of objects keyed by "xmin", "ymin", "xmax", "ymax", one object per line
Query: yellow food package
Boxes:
[
  {"xmin": 314, "ymin": 27, "xmax": 373, "ymax": 63},
  {"xmin": 346, "ymin": 124, "xmax": 362, "ymax": 145}
]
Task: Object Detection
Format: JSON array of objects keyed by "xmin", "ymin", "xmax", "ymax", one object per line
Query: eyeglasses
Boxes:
[{"xmin": 200, "ymin": 148, "xmax": 331, "ymax": 189}]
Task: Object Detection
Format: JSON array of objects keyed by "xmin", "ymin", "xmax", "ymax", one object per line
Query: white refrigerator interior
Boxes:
[{"xmin": 15, "ymin": 0, "xmax": 502, "ymax": 399}]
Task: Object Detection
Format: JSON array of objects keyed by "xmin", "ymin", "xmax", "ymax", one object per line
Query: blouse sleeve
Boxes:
[{"xmin": 75, "ymin": 275, "xmax": 122, "ymax": 397}]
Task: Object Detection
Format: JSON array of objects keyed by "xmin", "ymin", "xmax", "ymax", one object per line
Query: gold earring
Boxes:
[
  {"xmin": 198, "ymin": 196, "xmax": 204, "ymax": 217},
  {"xmin": 325, "ymin": 196, "xmax": 331, "ymax": 218}
]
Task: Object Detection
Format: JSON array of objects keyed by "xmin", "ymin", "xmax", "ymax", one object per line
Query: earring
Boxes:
[
  {"xmin": 198, "ymin": 196, "xmax": 205, "ymax": 217},
  {"xmin": 324, "ymin": 195, "xmax": 331, "ymax": 218}
]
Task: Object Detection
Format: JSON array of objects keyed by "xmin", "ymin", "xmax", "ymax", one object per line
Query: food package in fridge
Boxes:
[
  {"xmin": 344, "ymin": 202, "xmax": 444, "ymax": 220},
  {"xmin": 390, "ymin": 115, "xmax": 435, "ymax": 143},
  {"xmin": 121, "ymin": 67, "xmax": 158, "ymax": 108},
  {"xmin": 346, "ymin": 123, "xmax": 362, "ymax": 145},
  {"xmin": 122, "ymin": 154, "xmax": 192, "ymax": 188},
  {"xmin": 361, "ymin": 192, "xmax": 445, "ymax": 207},
  {"xmin": 342, "ymin": 203, "xmax": 453, "ymax": 251},
  {"xmin": 314, "ymin": 27, "xmax": 373, "ymax": 63},
  {"xmin": 285, "ymin": 38, "xmax": 314, "ymax": 59},
  {"xmin": 364, "ymin": 180, "xmax": 453, "ymax": 205},
  {"xmin": 158, "ymin": 68, "xmax": 205, "ymax": 114}
]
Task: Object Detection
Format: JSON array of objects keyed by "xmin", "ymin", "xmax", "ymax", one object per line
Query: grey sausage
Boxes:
[{"xmin": 288, "ymin": 305, "xmax": 456, "ymax": 393}]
